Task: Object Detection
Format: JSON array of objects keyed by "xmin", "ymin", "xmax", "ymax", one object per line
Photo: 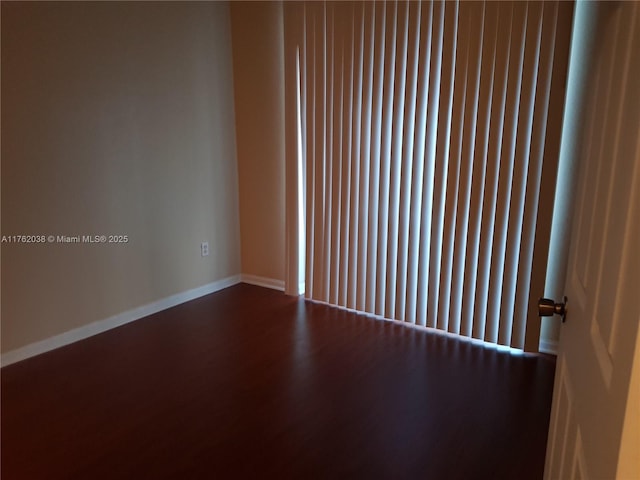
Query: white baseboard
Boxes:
[
  {"xmin": 539, "ymin": 339, "xmax": 559, "ymax": 355},
  {"xmin": 241, "ymin": 274, "xmax": 285, "ymax": 291},
  {"xmin": 1, "ymin": 275, "xmax": 242, "ymax": 367}
]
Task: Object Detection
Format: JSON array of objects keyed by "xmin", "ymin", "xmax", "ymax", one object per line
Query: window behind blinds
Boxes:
[{"xmin": 284, "ymin": 0, "xmax": 573, "ymax": 351}]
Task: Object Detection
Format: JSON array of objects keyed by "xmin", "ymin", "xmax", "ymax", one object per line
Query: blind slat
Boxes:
[
  {"xmin": 439, "ymin": 1, "xmax": 471, "ymax": 334},
  {"xmin": 395, "ymin": 1, "xmax": 422, "ymax": 322},
  {"xmin": 328, "ymin": 4, "xmax": 343, "ymax": 305},
  {"xmin": 334, "ymin": 3, "xmax": 349, "ymax": 307},
  {"xmin": 329, "ymin": 3, "xmax": 343, "ymax": 307},
  {"xmin": 375, "ymin": 1, "xmax": 398, "ymax": 317},
  {"xmin": 311, "ymin": 4, "xmax": 327, "ymax": 302},
  {"xmin": 344, "ymin": 3, "xmax": 358, "ymax": 310},
  {"xmin": 304, "ymin": 5, "xmax": 317, "ymax": 299},
  {"xmin": 322, "ymin": 3, "xmax": 335, "ymax": 303},
  {"xmin": 365, "ymin": 2, "xmax": 386, "ymax": 314},
  {"xmin": 407, "ymin": 0, "xmax": 435, "ymax": 326},
  {"xmin": 428, "ymin": 0, "xmax": 458, "ymax": 331},
  {"xmin": 353, "ymin": 1, "xmax": 371, "ymax": 311},
  {"xmin": 386, "ymin": 0, "xmax": 410, "ymax": 320}
]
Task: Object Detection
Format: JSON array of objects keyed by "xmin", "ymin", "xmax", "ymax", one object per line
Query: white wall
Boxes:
[
  {"xmin": 230, "ymin": 1, "xmax": 286, "ymax": 286},
  {"xmin": 1, "ymin": 2, "xmax": 241, "ymax": 354}
]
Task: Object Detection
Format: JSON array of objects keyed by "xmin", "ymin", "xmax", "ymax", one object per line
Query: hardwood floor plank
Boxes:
[{"xmin": 1, "ymin": 283, "xmax": 555, "ymax": 479}]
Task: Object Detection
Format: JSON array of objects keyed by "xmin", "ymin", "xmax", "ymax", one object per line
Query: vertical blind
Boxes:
[{"xmin": 284, "ymin": 1, "xmax": 572, "ymax": 350}]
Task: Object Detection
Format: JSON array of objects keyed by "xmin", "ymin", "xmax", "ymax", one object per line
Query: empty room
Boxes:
[{"xmin": 2, "ymin": 1, "xmax": 639, "ymax": 479}]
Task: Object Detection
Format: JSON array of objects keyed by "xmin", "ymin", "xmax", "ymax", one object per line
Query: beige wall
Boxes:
[
  {"xmin": 1, "ymin": 2, "xmax": 241, "ymax": 352},
  {"xmin": 230, "ymin": 2, "xmax": 286, "ymax": 282}
]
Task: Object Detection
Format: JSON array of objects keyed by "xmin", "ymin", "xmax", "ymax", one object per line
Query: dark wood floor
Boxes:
[{"xmin": 1, "ymin": 283, "xmax": 555, "ymax": 479}]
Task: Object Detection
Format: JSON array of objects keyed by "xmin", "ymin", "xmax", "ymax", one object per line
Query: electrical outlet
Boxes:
[{"xmin": 201, "ymin": 242, "xmax": 209, "ymax": 257}]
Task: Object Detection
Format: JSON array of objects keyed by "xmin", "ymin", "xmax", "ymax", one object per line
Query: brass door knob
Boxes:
[{"xmin": 538, "ymin": 296, "xmax": 568, "ymax": 323}]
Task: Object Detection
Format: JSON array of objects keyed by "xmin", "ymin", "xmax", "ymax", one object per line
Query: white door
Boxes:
[{"xmin": 544, "ymin": 2, "xmax": 640, "ymax": 479}]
